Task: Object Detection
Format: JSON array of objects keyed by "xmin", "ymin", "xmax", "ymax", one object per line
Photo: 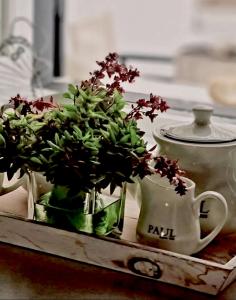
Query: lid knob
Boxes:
[{"xmin": 192, "ymin": 105, "xmax": 213, "ymax": 126}]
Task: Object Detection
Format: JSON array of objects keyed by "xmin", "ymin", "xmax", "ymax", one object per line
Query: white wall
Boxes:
[
  {"xmin": 64, "ymin": 0, "xmax": 236, "ymax": 82},
  {"xmin": 64, "ymin": 0, "xmax": 196, "ymax": 81},
  {"xmin": 66, "ymin": 0, "xmax": 195, "ymax": 54}
]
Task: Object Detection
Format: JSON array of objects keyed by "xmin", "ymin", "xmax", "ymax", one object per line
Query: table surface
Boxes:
[{"xmin": 0, "ymin": 241, "xmax": 235, "ymax": 300}]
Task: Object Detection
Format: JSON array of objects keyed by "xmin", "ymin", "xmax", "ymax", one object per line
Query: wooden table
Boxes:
[{"xmin": 0, "ymin": 242, "xmax": 235, "ymax": 300}]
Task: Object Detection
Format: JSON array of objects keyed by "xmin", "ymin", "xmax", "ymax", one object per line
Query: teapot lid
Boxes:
[{"xmin": 161, "ymin": 105, "xmax": 236, "ymax": 144}]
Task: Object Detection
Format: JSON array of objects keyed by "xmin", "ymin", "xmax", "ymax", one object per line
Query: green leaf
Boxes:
[
  {"xmin": 82, "ymin": 131, "xmax": 91, "ymax": 141},
  {"xmin": 113, "ymin": 89, "xmax": 123, "ymax": 101},
  {"xmin": 135, "ymin": 147, "xmax": 146, "ymax": 154},
  {"xmin": 84, "ymin": 142, "xmax": 97, "ymax": 150},
  {"xmin": 30, "ymin": 157, "xmax": 43, "ymax": 165},
  {"xmin": 97, "ymin": 89, "xmax": 107, "ymax": 98},
  {"xmin": 110, "ymin": 121, "xmax": 119, "ymax": 134},
  {"xmin": 116, "ymin": 102, "xmax": 125, "ymax": 111},
  {"xmin": 108, "ymin": 127, "xmax": 116, "ymax": 143},
  {"xmin": 73, "ymin": 126, "xmax": 82, "ymax": 138},
  {"xmin": 68, "ymin": 84, "xmax": 77, "ymax": 95},
  {"xmin": 63, "ymin": 104, "xmax": 78, "ymax": 112},
  {"xmin": 130, "ymin": 127, "xmax": 138, "ymax": 146},
  {"xmin": 63, "ymin": 109, "xmax": 78, "ymax": 120},
  {"xmin": 63, "ymin": 92, "xmax": 72, "ymax": 99},
  {"xmin": 120, "ymin": 111, "xmax": 127, "ymax": 119},
  {"xmin": 0, "ymin": 134, "xmax": 6, "ymax": 148},
  {"xmin": 39, "ymin": 192, "xmax": 51, "ymax": 205},
  {"xmin": 119, "ymin": 134, "xmax": 130, "ymax": 144},
  {"xmin": 116, "ymin": 117, "xmax": 124, "ymax": 127},
  {"xmin": 90, "ymin": 96, "xmax": 103, "ymax": 103},
  {"xmin": 115, "ymin": 171, "xmax": 127, "ymax": 179},
  {"xmin": 39, "ymin": 154, "xmax": 49, "ymax": 164},
  {"xmin": 30, "ymin": 121, "xmax": 46, "ymax": 132},
  {"xmin": 54, "ymin": 133, "xmax": 61, "ymax": 145},
  {"xmin": 89, "ymin": 111, "xmax": 108, "ymax": 120},
  {"xmin": 49, "ymin": 185, "xmax": 70, "ymax": 205},
  {"xmin": 47, "ymin": 140, "xmax": 63, "ymax": 151},
  {"xmin": 100, "ymin": 129, "xmax": 109, "ymax": 139},
  {"xmin": 67, "ymin": 210, "xmax": 92, "ymax": 232},
  {"xmin": 78, "ymin": 88, "xmax": 89, "ymax": 100},
  {"xmin": 64, "ymin": 130, "xmax": 73, "ymax": 140}
]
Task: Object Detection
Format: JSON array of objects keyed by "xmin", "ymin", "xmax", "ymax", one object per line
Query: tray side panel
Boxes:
[
  {"xmin": 0, "ymin": 215, "xmax": 231, "ymax": 295},
  {"xmin": 220, "ymin": 268, "xmax": 236, "ymax": 292}
]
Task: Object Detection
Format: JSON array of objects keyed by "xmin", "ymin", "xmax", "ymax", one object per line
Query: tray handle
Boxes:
[{"xmin": 126, "ymin": 255, "xmax": 162, "ymax": 279}]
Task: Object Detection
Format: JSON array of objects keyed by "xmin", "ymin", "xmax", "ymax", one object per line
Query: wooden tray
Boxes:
[{"xmin": 0, "ymin": 187, "xmax": 236, "ymax": 295}]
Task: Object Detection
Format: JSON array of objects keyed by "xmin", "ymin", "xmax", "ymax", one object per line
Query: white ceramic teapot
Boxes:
[{"xmin": 153, "ymin": 105, "xmax": 236, "ymax": 234}]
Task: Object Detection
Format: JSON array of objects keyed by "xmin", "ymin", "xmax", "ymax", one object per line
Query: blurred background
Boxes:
[{"xmin": 1, "ymin": 0, "xmax": 236, "ymax": 106}]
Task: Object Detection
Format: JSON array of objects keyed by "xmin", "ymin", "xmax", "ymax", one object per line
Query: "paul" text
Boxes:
[{"xmin": 148, "ymin": 224, "xmax": 176, "ymax": 240}]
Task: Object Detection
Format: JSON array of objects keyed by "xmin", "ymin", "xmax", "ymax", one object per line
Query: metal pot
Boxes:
[{"xmin": 153, "ymin": 105, "xmax": 236, "ymax": 234}]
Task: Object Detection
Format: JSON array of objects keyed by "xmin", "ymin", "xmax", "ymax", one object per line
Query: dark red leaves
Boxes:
[
  {"xmin": 131, "ymin": 151, "xmax": 186, "ymax": 195},
  {"xmin": 81, "ymin": 52, "xmax": 140, "ymax": 95},
  {"xmin": 137, "ymin": 99, "xmax": 148, "ymax": 107},
  {"xmin": 80, "ymin": 52, "xmax": 169, "ymax": 124},
  {"xmin": 32, "ymin": 97, "xmax": 57, "ymax": 111},
  {"xmin": 153, "ymin": 156, "xmax": 187, "ymax": 195},
  {"xmin": 9, "ymin": 94, "xmax": 57, "ymax": 116},
  {"xmin": 132, "ymin": 152, "xmax": 153, "ymax": 179},
  {"xmin": 9, "ymin": 94, "xmax": 33, "ymax": 115},
  {"xmin": 126, "ymin": 93, "xmax": 170, "ymax": 122}
]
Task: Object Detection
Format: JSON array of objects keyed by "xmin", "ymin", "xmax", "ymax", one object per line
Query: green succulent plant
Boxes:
[{"xmin": 0, "ymin": 53, "xmax": 186, "ymax": 202}]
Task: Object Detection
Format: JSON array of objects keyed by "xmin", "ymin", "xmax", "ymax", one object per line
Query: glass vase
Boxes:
[{"xmin": 31, "ymin": 173, "xmax": 126, "ymax": 238}]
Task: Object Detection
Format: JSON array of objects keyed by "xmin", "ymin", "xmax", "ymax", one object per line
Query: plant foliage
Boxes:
[{"xmin": 0, "ymin": 53, "xmax": 186, "ymax": 195}]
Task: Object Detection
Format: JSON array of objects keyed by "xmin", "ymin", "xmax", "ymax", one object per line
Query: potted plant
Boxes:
[{"xmin": 0, "ymin": 53, "xmax": 186, "ymax": 236}]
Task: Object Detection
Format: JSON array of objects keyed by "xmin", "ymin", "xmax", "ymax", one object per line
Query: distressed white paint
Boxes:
[
  {"xmin": 0, "ymin": 211, "xmax": 234, "ymax": 295},
  {"xmin": 0, "ymin": 186, "xmax": 235, "ymax": 295}
]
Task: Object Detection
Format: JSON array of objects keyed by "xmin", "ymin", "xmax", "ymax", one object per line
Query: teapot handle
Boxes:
[
  {"xmin": 0, "ymin": 173, "xmax": 26, "ymax": 195},
  {"xmin": 193, "ymin": 191, "xmax": 228, "ymax": 254}
]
